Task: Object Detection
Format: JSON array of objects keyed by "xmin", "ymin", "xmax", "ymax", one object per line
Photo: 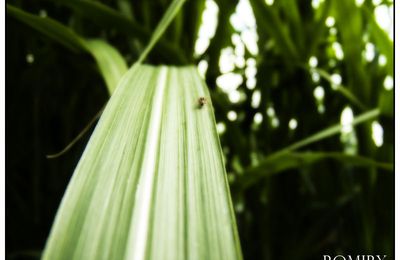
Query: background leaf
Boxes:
[
  {"xmin": 236, "ymin": 151, "xmax": 392, "ymax": 190},
  {"xmin": 7, "ymin": 4, "xmax": 127, "ymax": 93}
]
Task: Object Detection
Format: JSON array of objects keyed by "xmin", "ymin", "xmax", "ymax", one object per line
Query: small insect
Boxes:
[{"xmin": 198, "ymin": 97, "xmax": 207, "ymax": 108}]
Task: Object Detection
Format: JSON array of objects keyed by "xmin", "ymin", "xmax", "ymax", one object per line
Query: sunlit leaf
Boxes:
[{"xmin": 42, "ymin": 65, "xmax": 243, "ymax": 260}]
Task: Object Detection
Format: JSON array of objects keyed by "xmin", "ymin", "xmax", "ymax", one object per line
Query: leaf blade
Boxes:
[
  {"xmin": 237, "ymin": 151, "xmax": 393, "ymax": 190},
  {"xmin": 42, "ymin": 65, "xmax": 243, "ymax": 260},
  {"xmin": 7, "ymin": 4, "xmax": 128, "ymax": 93},
  {"xmin": 85, "ymin": 40, "xmax": 128, "ymax": 93},
  {"xmin": 137, "ymin": 0, "xmax": 188, "ymax": 63}
]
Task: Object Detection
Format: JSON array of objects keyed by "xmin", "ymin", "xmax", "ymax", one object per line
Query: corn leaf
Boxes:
[
  {"xmin": 237, "ymin": 151, "xmax": 392, "ymax": 190},
  {"xmin": 306, "ymin": 0, "xmax": 332, "ymax": 57},
  {"xmin": 7, "ymin": 4, "xmax": 127, "ymax": 93},
  {"xmin": 249, "ymin": 0, "xmax": 299, "ymax": 60},
  {"xmin": 362, "ymin": 6, "xmax": 393, "ymax": 76},
  {"xmin": 277, "ymin": 0, "xmax": 303, "ymax": 52},
  {"xmin": 332, "ymin": 0, "xmax": 371, "ymax": 103},
  {"xmin": 232, "ymin": 108, "xmax": 385, "ymax": 190},
  {"xmin": 42, "ymin": 65, "xmax": 243, "ymax": 260},
  {"xmin": 85, "ymin": 40, "xmax": 127, "ymax": 93},
  {"xmin": 270, "ymin": 108, "xmax": 380, "ymax": 158},
  {"xmin": 7, "ymin": 4, "xmax": 86, "ymax": 52},
  {"xmin": 311, "ymin": 68, "xmax": 368, "ymax": 110},
  {"xmin": 49, "ymin": 0, "xmax": 187, "ymax": 64},
  {"xmin": 185, "ymin": 0, "xmax": 206, "ymax": 56},
  {"xmin": 378, "ymin": 89, "xmax": 393, "ymax": 118},
  {"xmin": 137, "ymin": 0, "xmax": 188, "ymax": 63}
]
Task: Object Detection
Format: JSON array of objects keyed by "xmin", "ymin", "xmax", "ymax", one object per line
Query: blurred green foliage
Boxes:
[{"xmin": 6, "ymin": 0, "xmax": 393, "ymax": 259}]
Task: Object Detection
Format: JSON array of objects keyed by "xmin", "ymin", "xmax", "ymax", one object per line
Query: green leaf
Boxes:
[
  {"xmin": 85, "ymin": 40, "xmax": 128, "ymax": 93},
  {"xmin": 378, "ymin": 89, "xmax": 393, "ymax": 118},
  {"xmin": 51, "ymin": 0, "xmax": 187, "ymax": 64},
  {"xmin": 306, "ymin": 0, "xmax": 332, "ymax": 57},
  {"xmin": 332, "ymin": 0, "xmax": 371, "ymax": 103},
  {"xmin": 249, "ymin": 0, "xmax": 299, "ymax": 60},
  {"xmin": 7, "ymin": 4, "xmax": 128, "ymax": 93},
  {"xmin": 205, "ymin": 0, "xmax": 236, "ymax": 78},
  {"xmin": 311, "ymin": 67, "xmax": 368, "ymax": 110},
  {"xmin": 270, "ymin": 108, "xmax": 380, "ymax": 158},
  {"xmin": 362, "ymin": 6, "xmax": 393, "ymax": 76},
  {"xmin": 232, "ymin": 108, "xmax": 384, "ymax": 190},
  {"xmin": 137, "ymin": 0, "xmax": 188, "ymax": 63},
  {"xmin": 53, "ymin": 0, "xmax": 147, "ymax": 37},
  {"xmin": 185, "ymin": 0, "xmax": 207, "ymax": 57},
  {"xmin": 7, "ymin": 4, "xmax": 86, "ymax": 52},
  {"xmin": 42, "ymin": 65, "xmax": 243, "ymax": 260},
  {"xmin": 278, "ymin": 0, "xmax": 304, "ymax": 52},
  {"xmin": 237, "ymin": 151, "xmax": 392, "ymax": 190}
]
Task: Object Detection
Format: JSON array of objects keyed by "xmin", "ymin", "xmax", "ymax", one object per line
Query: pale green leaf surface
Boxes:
[
  {"xmin": 42, "ymin": 65, "xmax": 242, "ymax": 260},
  {"xmin": 7, "ymin": 4, "xmax": 127, "ymax": 93}
]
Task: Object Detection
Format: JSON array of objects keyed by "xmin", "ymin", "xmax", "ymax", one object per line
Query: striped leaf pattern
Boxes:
[{"xmin": 42, "ymin": 65, "xmax": 243, "ymax": 260}]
